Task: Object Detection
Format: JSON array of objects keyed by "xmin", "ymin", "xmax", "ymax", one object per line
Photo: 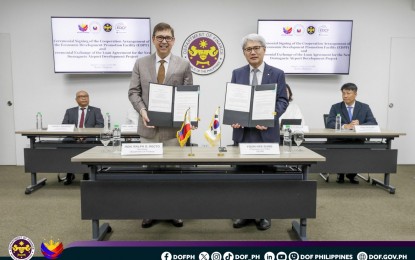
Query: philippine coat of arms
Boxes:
[{"xmin": 181, "ymin": 31, "xmax": 225, "ymax": 75}]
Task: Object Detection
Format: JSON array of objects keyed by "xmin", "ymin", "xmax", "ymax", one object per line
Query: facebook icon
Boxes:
[{"xmin": 161, "ymin": 251, "xmax": 173, "ymax": 260}]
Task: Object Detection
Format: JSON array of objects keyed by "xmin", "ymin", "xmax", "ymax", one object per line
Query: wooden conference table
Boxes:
[
  {"xmin": 72, "ymin": 146, "xmax": 325, "ymax": 241},
  {"xmin": 16, "ymin": 128, "xmax": 404, "ymax": 194}
]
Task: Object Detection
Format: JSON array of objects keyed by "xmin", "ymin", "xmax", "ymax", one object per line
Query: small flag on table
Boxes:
[
  {"xmin": 204, "ymin": 106, "xmax": 221, "ymax": 147},
  {"xmin": 176, "ymin": 109, "xmax": 192, "ymax": 147}
]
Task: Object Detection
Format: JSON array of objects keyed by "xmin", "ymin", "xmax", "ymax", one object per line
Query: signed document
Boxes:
[
  {"xmin": 148, "ymin": 83, "xmax": 173, "ymax": 113},
  {"xmin": 223, "ymin": 83, "xmax": 277, "ymax": 127}
]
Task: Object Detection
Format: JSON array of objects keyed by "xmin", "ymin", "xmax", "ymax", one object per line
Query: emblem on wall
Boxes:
[{"xmin": 181, "ymin": 31, "xmax": 225, "ymax": 75}]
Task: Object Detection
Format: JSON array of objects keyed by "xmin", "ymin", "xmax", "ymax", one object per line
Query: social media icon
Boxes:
[
  {"xmin": 276, "ymin": 252, "xmax": 287, "ymax": 260},
  {"xmin": 289, "ymin": 252, "xmax": 299, "ymax": 260},
  {"xmin": 161, "ymin": 252, "xmax": 172, "ymax": 260},
  {"xmin": 200, "ymin": 252, "xmax": 210, "ymax": 260},
  {"xmin": 264, "ymin": 252, "xmax": 275, "ymax": 260}
]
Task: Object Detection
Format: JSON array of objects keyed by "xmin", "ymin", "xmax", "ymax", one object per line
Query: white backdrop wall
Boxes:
[{"xmin": 1, "ymin": 0, "xmax": 415, "ymax": 165}]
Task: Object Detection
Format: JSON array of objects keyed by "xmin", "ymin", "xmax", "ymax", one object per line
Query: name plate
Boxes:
[
  {"xmin": 354, "ymin": 125, "xmax": 381, "ymax": 133},
  {"xmin": 239, "ymin": 143, "xmax": 280, "ymax": 155},
  {"xmin": 47, "ymin": 124, "xmax": 75, "ymax": 132},
  {"xmin": 121, "ymin": 124, "xmax": 138, "ymax": 133},
  {"xmin": 285, "ymin": 125, "xmax": 309, "ymax": 133},
  {"xmin": 121, "ymin": 143, "xmax": 163, "ymax": 155}
]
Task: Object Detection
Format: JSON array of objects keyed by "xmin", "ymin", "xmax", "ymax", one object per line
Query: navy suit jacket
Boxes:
[
  {"xmin": 326, "ymin": 101, "xmax": 377, "ymax": 129},
  {"xmin": 62, "ymin": 106, "xmax": 104, "ymax": 128},
  {"xmin": 231, "ymin": 63, "xmax": 288, "ymax": 143}
]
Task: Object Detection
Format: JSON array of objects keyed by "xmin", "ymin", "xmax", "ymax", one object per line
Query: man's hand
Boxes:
[
  {"xmin": 344, "ymin": 120, "xmax": 359, "ymax": 130},
  {"xmin": 140, "ymin": 110, "xmax": 155, "ymax": 128},
  {"xmin": 231, "ymin": 123, "xmax": 241, "ymax": 129},
  {"xmin": 255, "ymin": 125, "xmax": 268, "ymax": 131}
]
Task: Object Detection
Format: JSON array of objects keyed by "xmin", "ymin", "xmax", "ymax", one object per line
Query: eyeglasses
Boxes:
[
  {"xmin": 154, "ymin": 35, "xmax": 175, "ymax": 42},
  {"xmin": 243, "ymin": 46, "xmax": 264, "ymax": 53},
  {"xmin": 77, "ymin": 95, "xmax": 89, "ymax": 98}
]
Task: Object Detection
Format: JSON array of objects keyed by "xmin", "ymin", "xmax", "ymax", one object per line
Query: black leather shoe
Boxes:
[
  {"xmin": 346, "ymin": 174, "xmax": 359, "ymax": 184},
  {"xmin": 257, "ymin": 219, "xmax": 271, "ymax": 231},
  {"xmin": 83, "ymin": 173, "xmax": 89, "ymax": 180},
  {"xmin": 336, "ymin": 174, "xmax": 345, "ymax": 184},
  {"xmin": 171, "ymin": 219, "xmax": 183, "ymax": 227},
  {"xmin": 348, "ymin": 178, "xmax": 359, "ymax": 184},
  {"xmin": 141, "ymin": 219, "xmax": 154, "ymax": 228},
  {"xmin": 63, "ymin": 173, "xmax": 75, "ymax": 185},
  {"xmin": 233, "ymin": 219, "xmax": 251, "ymax": 228}
]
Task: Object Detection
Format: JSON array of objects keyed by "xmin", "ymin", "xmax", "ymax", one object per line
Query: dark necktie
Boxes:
[
  {"xmin": 347, "ymin": 106, "xmax": 353, "ymax": 121},
  {"xmin": 252, "ymin": 68, "xmax": 259, "ymax": 86},
  {"xmin": 79, "ymin": 108, "xmax": 85, "ymax": 128},
  {"xmin": 157, "ymin": 60, "xmax": 166, "ymax": 84}
]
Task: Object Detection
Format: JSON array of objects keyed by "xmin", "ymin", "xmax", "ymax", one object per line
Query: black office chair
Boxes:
[{"xmin": 323, "ymin": 113, "xmax": 329, "ymax": 128}]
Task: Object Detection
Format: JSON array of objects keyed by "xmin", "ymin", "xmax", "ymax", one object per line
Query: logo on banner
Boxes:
[
  {"xmin": 41, "ymin": 239, "xmax": 64, "ymax": 259},
  {"xmin": 307, "ymin": 26, "xmax": 315, "ymax": 35},
  {"xmin": 103, "ymin": 23, "xmax": 112, "ymax": 32},
  {"xmin": 9, "ymin": 236, "xmax": 35, "ymax": 260},
  {"xmin": 78, "ymin": 23, "xmax": 88, "ymax": 32},
  {"xmin": 182, "ymin": 31, "xmax": 225, "ymax": 75},
  {"xmin": 90, "ymin": 22, "xmax": 100, "ymax": 33}
]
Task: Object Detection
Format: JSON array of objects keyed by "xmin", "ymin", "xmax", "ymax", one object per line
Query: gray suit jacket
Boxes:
[
  {"xmin": 128, "ymin": 53, "xmax": 193, "ymax": 139},
  {"xmin": 62, "ymin": 106, "xmax": 104, "ymax": 128}
]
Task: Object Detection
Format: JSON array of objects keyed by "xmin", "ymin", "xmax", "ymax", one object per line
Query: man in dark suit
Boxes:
[
  {"xmin": 128, "ymin": 22, "xmax": 193, "ymax": 228},
  {"xmin": 62, "ymin": 90, "xmax": 104, "ymax": 185},
  {"xmin": 231, "ymin": 33, "xmax": 289, "ymax": 231},
  {"xmin": 327, "ymin": 82, "xmax": 378, "ymax": 184}
]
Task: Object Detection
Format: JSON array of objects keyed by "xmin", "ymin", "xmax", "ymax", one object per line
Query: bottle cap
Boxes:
[
  {"xmin": 114, "ymin": 124, "xmax": 119, "ymax": 128},
  {"xmin": 106, "ymin": 112, "xmax": 109, "ymax": 115}
]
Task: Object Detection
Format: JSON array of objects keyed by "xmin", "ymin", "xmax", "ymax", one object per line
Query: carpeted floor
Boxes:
[{"xmin": 0, "ymin": 165, "xmax": 414, "ymax": 256}]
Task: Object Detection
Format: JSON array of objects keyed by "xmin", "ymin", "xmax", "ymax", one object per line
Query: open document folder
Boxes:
[
  {"xmin": 147, "ymin": 83, "xmax": 200, "ymax": 127},
  {"xmin": 223, "ymin": 82, "xmax": 277, "ymax": 127}
]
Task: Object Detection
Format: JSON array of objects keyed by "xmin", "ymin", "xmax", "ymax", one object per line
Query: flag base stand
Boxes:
[
  {"xmin": 188, "ymin": 153, "xmax": 195, "ymax": 157},
  {"xmin": 217, "ymin": 153, "xmax": 224, "ymax": 157},
  {"xmin": 218, "ymin": 147, "xmax": 227, "ymax": 152}
]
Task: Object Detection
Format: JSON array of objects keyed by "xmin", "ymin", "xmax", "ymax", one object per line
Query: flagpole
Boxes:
[
  {"xmin": 218, "ymin": 106, "xmax": 227, "ymax": 154},
  {"xmin": 187, "ymin": 107, "xmax": 195, "ymax": 157}
]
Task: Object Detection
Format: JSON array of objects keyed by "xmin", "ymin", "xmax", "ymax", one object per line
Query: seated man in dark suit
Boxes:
[
  {"xmin": 326, "ymin": 82, "xmax": 378, "ymax": 184},
  {"xmin": 230, "ymin": 33, "xmax": 289, "ymax": 231},
  {"xmin": 62, "ymin": 90, "xmax": 104, "ymax": 185}
]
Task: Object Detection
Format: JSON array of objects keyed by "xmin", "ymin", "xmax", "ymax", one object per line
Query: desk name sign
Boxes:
[
  {"xmin": 239, "ymin": 143, "xmax": 280, "ymax": 155},
  {"xmin": 354, "ymin": 125, "xmax": 381, "ymax": 133},
  {"xmin": 121, "ymin": 124, "xmax": 138, "ymax": 133},
  {"xmin": 47, "ymin": 124, "xmax": 75, "ymax": 132},
  {"xmin": 282, "ymin": 125, "xmax": 309, "ymax": 133},
  {"xmin": 121, "ymin": 143, "xmax": 163, "ymax": 155}
]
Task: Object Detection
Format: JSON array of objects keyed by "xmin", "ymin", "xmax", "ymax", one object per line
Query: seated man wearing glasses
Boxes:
[{"xmin": 128, "ymin": 22, "xmax": 193, "ymax": 229}]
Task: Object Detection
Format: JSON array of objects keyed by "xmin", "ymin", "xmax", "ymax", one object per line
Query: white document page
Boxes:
[
  {"xmin": 251, "ymin": 89, "xmax": 276, "ymax": 120},
  {"xmin": 148, "ymin": 83, "xmax": 173, "ymax": 113},
  {"xmin": 224, "ymin": 83, "xmax": 251, "ymax": 112},
  {"xmin": 173, "ymin": 90, "xmax": 199, "ymax": 122}
]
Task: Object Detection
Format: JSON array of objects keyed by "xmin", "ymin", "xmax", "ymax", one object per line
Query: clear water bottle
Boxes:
[
  {"xmin": 112, "ymin": 124, "xmax": 121, "ymax": 153},
  {"xmin": 283, "ymin": 125, "xmax": 292, "ymax": 153},
  {"xmin": 36, "ymin": 112, "xmax": 43, "ymax": 130},
  {"xmin": 104, "ymin": 112, "xmax": 111, "ymax": 131},
  {"xmin": 335, "ymin": 113, "xmax": 342, "ymax": 132}
]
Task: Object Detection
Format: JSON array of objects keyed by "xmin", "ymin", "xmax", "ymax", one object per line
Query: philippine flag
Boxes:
[{"xmin": 176, "ymin": 109, "xmax": 192, "ymax": 147}]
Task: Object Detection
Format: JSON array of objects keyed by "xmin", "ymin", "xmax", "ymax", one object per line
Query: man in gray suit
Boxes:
[
  {"xmin": 62, "ymin": 90, "xmax": 104, "ymax": 185},
  {"xmin": 128, "ymin": 22, "xmax": 193, "ymax": 228}
]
